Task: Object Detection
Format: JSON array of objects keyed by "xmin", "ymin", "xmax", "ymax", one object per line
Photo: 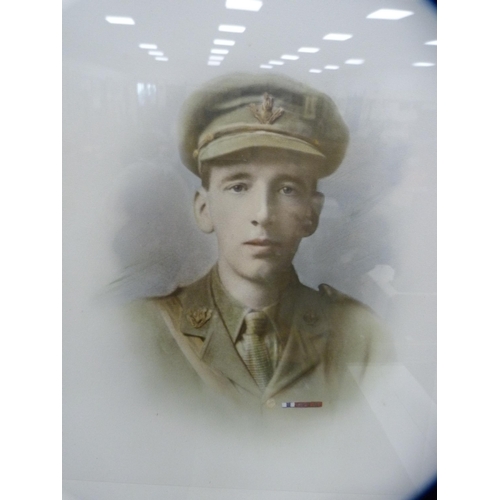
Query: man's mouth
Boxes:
[{"xmin": 244, "ymin": 239, "xmax": 280, "ymax": 247}]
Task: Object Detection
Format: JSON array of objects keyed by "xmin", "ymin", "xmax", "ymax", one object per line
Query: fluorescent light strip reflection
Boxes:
[
  {"xmin": 413, "ymin": 62, "xmax": 435, "ymax": 67},
  {"xmin": 281, "ymin": 55, "xmax": 299, "ymax": 60},
  {"xmin": 225, "ymin": 0, "xmax": 262, "ymax": 11},
  {"xmin": 211, "ymin": 48, "xmax": 229, "ymax": 54},
  {"xmin": 208, "ymin": 61, "xmax": 221, "ymax": 66},
  {"xmin": 148, "ymin": 51, "xmax": 163, "ymax": 56},
  {"xmin": 139, "ymin": 43, "xmax": 157, "ymax": 49},
  {"xmin": 155, "ymin": 57, "xmax": 168, "ymax": 61},
  {"xmin": 309, "ymin": 69, "xmax": 322, "ymax": 73},
  {"xmin": 214, "ymin": 39, "xmax": 235, "ymax": 46},
  {"xmin": 425, "ymin": 40, "xmax": 437, "ymax": 46},
  {"xmin": 324, "ymin": 65, "xmax": 339, "ymax": 70},
  {"xmin": 260, "ymin": 64, "xmax": 272, "ymax": 69},
  {"xmin": 366, "ymin": 9, "xmax": 413, "ymax": 20},
  {"xmin": 209, "ymin": 56, "xmax": 224, "ymax": 61},
  {"xmin": 298, "ymin": 47, "xmax": 319, "ymax": 53},
  {"xmin": 105, "ymin": 16, "xmax": 135, "ymax": 25},
  {"xmin": 218, "ymin": 24, "xmax": 246, "ymax": 33},
  {"xmin": 269, "ymin": 60, "xmax": 284, "ymax": 65},
  {"xmin": 323, "ymin": 33, "xmax": 352, "ymax": 41},
  {"xmin": 345, "ymin": 59, "xmax": 364, "ymax": 65}
]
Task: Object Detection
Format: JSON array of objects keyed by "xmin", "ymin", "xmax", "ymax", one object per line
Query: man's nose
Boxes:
[{"xmin": 250, "ymin": 189, "xmax": 274, "ymax": 226}]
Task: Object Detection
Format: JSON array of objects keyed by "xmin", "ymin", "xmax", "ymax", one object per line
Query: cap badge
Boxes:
[
  {"xmin": 187, "ymin": 307, "xmax": 213, "ymax": 328},
  {"xmin": 248, "ymin": 92, "xmax": 284, "ymax": 125}
]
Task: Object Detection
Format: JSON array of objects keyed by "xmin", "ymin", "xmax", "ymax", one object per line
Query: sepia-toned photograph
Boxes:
[
  {"xmin": 63, "ymin": 1, "xmax": 436, "ymax": 499},
  {"xmin": 133, "ymin": 72, "xmax": 393, "ymax": 409}
]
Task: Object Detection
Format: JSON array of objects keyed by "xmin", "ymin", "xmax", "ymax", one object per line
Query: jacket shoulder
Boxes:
[
  {"xmin": 309, "ymin": 282, "xmax": 390, "ymax": 364},
  {"xmin": 294, "ymin": 281, "xmax": 368, "ymax": 314},
  {"xmin": 318, "ymin": 283, "xmax": 367, "ymax": 309},
  {"xmin": 149, "ymin": 271, "xmax": 211, "ymax": 309}
]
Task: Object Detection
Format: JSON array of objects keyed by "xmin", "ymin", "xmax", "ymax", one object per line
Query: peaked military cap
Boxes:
[{"xmin": 179, "ymin": 73, "xmax": 349, "ymax": 178}]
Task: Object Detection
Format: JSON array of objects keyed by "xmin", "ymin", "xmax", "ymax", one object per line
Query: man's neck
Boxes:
[{"xmin": 217, "ymin": 262, "xmax": 294, "ymax": 311}]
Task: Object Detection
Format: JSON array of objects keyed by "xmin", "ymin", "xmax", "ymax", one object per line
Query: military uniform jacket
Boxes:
[{"xmin": 151, "ymin": 267, "xmax": 385, "ymax": 409}]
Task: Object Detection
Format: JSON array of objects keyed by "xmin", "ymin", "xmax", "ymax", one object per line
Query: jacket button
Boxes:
[{"xmin": 266, "ymin": 398, "xmax": 276, "ymax": 408}]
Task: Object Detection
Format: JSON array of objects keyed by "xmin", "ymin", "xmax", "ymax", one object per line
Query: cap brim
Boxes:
[{"xmin": 198, "ymin": 131, "xmax": 326, "ymax": 166}]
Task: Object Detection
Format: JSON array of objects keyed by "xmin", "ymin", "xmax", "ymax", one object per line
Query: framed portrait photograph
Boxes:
[{"xmin": 63, "ymin": 1, "xmax": 437, "ymax": 498}]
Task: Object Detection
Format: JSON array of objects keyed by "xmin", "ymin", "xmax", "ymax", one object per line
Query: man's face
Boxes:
[{"xmin": 195, "ymin": 153, "xmax": 323, "ymax": 284}]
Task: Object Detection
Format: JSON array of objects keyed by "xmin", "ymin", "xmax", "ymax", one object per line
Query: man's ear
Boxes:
[
  {"xmin": 193, "ymin": 188, "xmax": 214, "ymax": 234},
  {"xmin": 303, "ymin": 192, "xmax": 324, "ymax": 237}
]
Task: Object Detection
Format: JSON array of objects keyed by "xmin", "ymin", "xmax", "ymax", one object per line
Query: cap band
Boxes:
[
  {"xmin": 194, "ymin": 124, "xmax": 324, "ymax": 158},
  {"xmin": 196, "ymin": 130, "xmax": 326, "ymax": 172}
]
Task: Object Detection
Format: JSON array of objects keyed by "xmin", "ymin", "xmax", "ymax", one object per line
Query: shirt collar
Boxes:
[
  {"xmin": 209, "ymin": 265, "xmax": 300, "ymax": 345},
  {"xmin": 210, "ymin": 266, "xmax": 248, "ymax": 343}
]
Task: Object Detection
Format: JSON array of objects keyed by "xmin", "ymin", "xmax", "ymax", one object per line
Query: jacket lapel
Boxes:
[
  {"xmin": 262, "ymin": 282, "xmax": 328, "ymax": 400},
  {"xmin": 201, "ymin": 312, "xmax": 261, "ymax": 397},
  {"xmin": 178, "ymin": 271, "xmax": 261, "ymax": 397},
  {"xmin": 263, "ymin": 323, "xmax": 321, "ymax": 399}
]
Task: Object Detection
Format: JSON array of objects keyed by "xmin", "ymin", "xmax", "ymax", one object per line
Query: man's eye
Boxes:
[
  {"xmin": 280, "ymin": 186, "xmax": 296, "ymax": 195},
  {"xmin": 228, "ymin": 183, "xmax": 246, "ymax": 193}
]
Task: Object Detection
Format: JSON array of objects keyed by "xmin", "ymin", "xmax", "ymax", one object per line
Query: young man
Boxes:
[{"xmin": 152, "ymin": 73, "xmax": 386, "ymax": 408}]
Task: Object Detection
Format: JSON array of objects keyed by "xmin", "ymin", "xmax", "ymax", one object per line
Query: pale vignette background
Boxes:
[{"xmin": 63, "ymin": 1, "xmax": 436, "ymax": 498}]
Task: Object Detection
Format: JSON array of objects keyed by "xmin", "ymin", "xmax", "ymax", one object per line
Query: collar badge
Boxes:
[
  {"xmin": 187, "ymin": 307, "xmax": 213, "ymax": 328},
  {"xmin": 302, "ymin": 311, "xmax": 319, "ymax": 326}
]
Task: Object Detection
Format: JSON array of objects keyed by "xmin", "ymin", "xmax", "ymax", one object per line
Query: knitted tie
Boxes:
[{"xmin": 242, "ymin": 311, "xmax": 274, "ymax": 390}]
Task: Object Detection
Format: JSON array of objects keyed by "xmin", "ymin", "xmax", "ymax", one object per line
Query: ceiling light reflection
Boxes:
[
  {"xmin": 366, "ymin": 9, "xmax": 413, "ymax": 20},
  {"xmin": 211, "ymin": 48, "xmax": 229, "ymax": 54},
  {"xmin": 425, "ymin": 40, "xmax": 437, "ymax": 45},
  {"xmin": 148, "ymin": 51, "xmax": 163, "ymax": 56},
  {"xmin": 309, "ymin": 69, "xmax": 322, "ymax": 73},
  {"xmin": 218, "ymin": 24, "xmax": 246, "ymax": 33},
  {"xmin": 323, "ymin": 33, "xmax": 352, "ymax": 41},
  {"xmin": 260, "ymin": 64, "xmax": 273, "ymax": 69},
  {"xmin": 298, "ymin": 47, "xmax": 320, "ymax": 53},
  {"xmin": 345, "ymin": 59, "xmax": 364, "ymax": 65},
  {"xmin": 209, "ymin": 56, "xmax": 224, "ymax": 61},
  {"xmin": 208, "ymin": 61, "xmax": 221, "ymax": 66},
  {"xmin": 225, "ymin": 0, "xmax": 263, "ymax": 11},
  {"xmin": 214, "ymin": 39, "xmax": 236, "ymax": 46},
  {"xmin": 324, "ymin": 65, "xmax": 339, "ymax": 70},
  {"xmin": 105, "ymin": 16, "xmax": 135, "ymax": 25},
  {"xmin": 413, "ymin": 62, "xmax": 435, "ymax": 67},
  {"xmin": 269, "ymin": 60, "xmax": 284, "ymax": 65},
  {"xmin": 139, "ymin": 43, "xmax": 157, "ymax": 49},
  {"xmin": 155, "ymin": 57, "xmax": 168, "ymax": 61},
  {"xmin": 281, "ymin": 55, "xmax": 299, "ymax": 60}
]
